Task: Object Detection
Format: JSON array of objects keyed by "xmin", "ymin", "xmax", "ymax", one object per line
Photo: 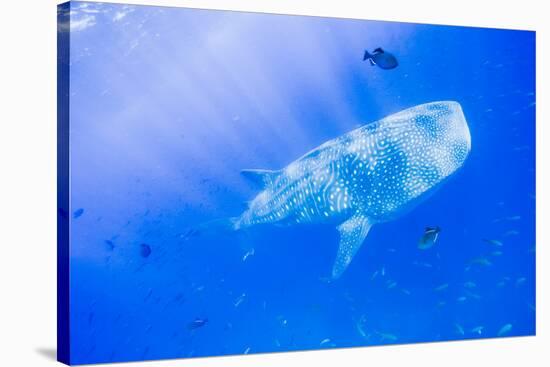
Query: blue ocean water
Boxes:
[{"xmin": 63, "ymin": 2, "xmax": 535, "ymax": 364}]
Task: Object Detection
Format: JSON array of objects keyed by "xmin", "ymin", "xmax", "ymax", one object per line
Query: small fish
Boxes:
[
  {"xmin": 512, "ymin": 146, "xmax": 529, "ymax": 152},
  {"xmin": 386, "ymin": 280, "xmax": 397, "ymax": 289},
  {"xmin": 104, "ymin": 240, "xmax": 115, "ymax": 251},
  {"xmin": 401, "ymin": 289, "xmax": 411, "ymax": 296},
  {"xmin": 363, "ymin": 48, "xmax": 398, "ymax": 70},
  {"xmin": 242, "ymin": 248, "xmax": 255, "ymax": 262},
  {"xmin": 277, "ymin": 315, "xmax": 288, "ymax": 327},
  {"xmin": 234, "ymin": 293, "xmax": 246, "ymax": 308},
  {"xmin": 187, "ymin": 318, "xmax": 208, "ymax": 330},
  {"xmin": 173, "ymin": 292, "xmax": 185, "ymax": 304},
  {"xmin": 483, "ymin": 239, "xmax": 503, "ymax": 247},
  {"xmin": 497, "ymin": 323, "xmax": 512, "ymax": 337},
  {"xmin": 457, "ymin": 296, "xmax": 467, "ymax": 303},
  {"xmin": 413, "ymin": 261, "xmax": 433, "ymax": 268},
  {"xmin": 343, "ymin": 291, "xmax": 355, "ymax": 302},
  {"xmin": 376, "ymin": 331, "xmax": 398, "ymax": 342},
  {"xmin": 503, "ymin": 230, "xmax": 520, "ymax": 237},
  {"xmin": 469, "ymin": 257, "xmax": 492, "ymax": 267},
  {"xmin": 493, "ymin": 215, "xmax": 521, "ymax": 223},
  {"xmin": 434, "ymin": 283, "xmax": 449, "ymax": 292},
  {"xmin": 356, "ymin": 315, "xmax": 368, "ymax": 338},
  {"xmin": 381, "ymin": 266, "xmax": 386, "ymax": 277},
  {"xmin": 463, "ymin": 281, "xmax": 477, "ymax": 289},
  {"xmin": 491, "ymin": 250, "xmax": 503, "ymax": 257},
  {"xmin": 371, "ymin": 270, "xmax": 379, "ymax": 280},
  {"xmin": 144, "ymin": 288, "xmax": 153, "ymax": 301},
  {"xmin": 140, "ymin": 243, "xmax": 152, "ymax": 258},
  {"xmin": 418, "ymin": 226, "xmax": 441, "ymax": 250},
  {"xmin": 320, "ymin": 338, "xmax": 332, "ymax": 346},
  {"xmin": 73, "ymin": 208, "xmax": 84, "ymax": 219},
  {"xmin": 243, "ymin": 347, "xmax": 251, "ymax": 355},
  {"xmin": 515, "ymin": 277, "xmax": 526, "ymax": 287},
  {"xmin": 471, "ymin": 326, "xmax": 484, "ymax": 335},
  {"xmin": 464, "ymin": 289, "xmax": 481, "ymax": 300},
  {"xmin": 454, "ymin": 323, "xmax": 465, "ymax": 335},
  {"xmin": 181, "ymin": 228, "xmax": 199, "ymax": 240}
]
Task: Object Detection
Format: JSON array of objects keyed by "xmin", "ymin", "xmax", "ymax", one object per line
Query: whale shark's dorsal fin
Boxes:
[
  {"xmin": 332, "ymin": 214, "xmax": 372, "ymax": 279},
  {"xmin": 241, "ymin": 169, "xmax": 280, "ymax": 188}
]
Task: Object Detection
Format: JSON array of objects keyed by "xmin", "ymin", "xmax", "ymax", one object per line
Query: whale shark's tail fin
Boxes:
[
  {"xmin": 332, "ymin": 214, "xmax": 373, "ymax": 279},
  {"xmin": 182, "ymin": 217, "xmax": 240, "ymax": 241}
]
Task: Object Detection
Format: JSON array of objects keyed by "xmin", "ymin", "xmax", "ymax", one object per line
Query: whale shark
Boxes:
[{"xmin": 231, "ymin": 101, "xmax": 471, "ymax": 279}]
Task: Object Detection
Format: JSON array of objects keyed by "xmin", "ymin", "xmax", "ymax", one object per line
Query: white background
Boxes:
[{"xmin": 0, "ymin": 0, "xmax": 547, "ymax": 366}]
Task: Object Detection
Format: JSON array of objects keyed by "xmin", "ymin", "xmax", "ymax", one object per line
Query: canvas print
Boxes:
[{"xmin": 57, "ymin": 1, "xmax": 536, "ymax": 365}]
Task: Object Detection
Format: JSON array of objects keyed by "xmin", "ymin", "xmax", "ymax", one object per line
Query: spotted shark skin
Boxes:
[{"xmin": 235, "ymin": 101, "xmax": 471, "ymax": 279}]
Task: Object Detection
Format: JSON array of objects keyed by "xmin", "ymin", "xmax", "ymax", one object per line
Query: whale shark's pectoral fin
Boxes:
[
  {"xmin": 241, "ymin": 169, "xmax": 280, "ymax": 188},
  {"xmin": 332, "ymin": 215, "xmax": 372, "ymax": 279}
]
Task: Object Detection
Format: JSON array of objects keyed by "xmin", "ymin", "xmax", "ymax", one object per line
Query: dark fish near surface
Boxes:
[
  {"xmin": 140, "ymin": 243, "xmax": 152, "ymax": 258},
  {"xmin": 104, "ymin": 240, "xmax": 115, "ymax": 251},
  {"xmin": 363, "ymin": 48, "xmax": 398, "ymax": 69},
  {"xmin": 418, "ymin": 226, "xmax": 441, "ymax": 250},
  {"xmin": 187, "ymin": 318, "xmax": 208, "ymax": 330},
  {"xmin": 73, "ymin": 208, "xmax": 84, "ymax": 219}
]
